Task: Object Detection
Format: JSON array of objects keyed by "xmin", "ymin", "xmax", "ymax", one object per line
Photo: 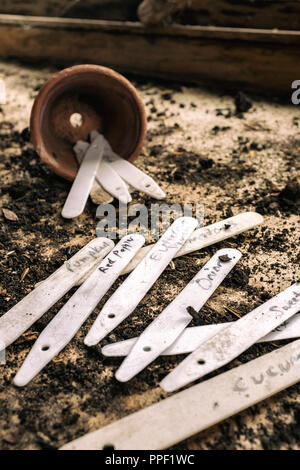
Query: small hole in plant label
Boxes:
[
  {"xmin": 108, "ymin": 314, "xmax": 115, "ymax": 319},
  {"xmin": 70, "ymin": 113, "xmax": 83, "ymax": 128},
  {"xmin": 41, "ymin": 345, "xmax": 50, "ymax": 352},
  {"xmin": 143, "ymin": 346, "xmax": 151, "ymax": 352},
  {"xmin": 197, "ymin": 359, "xmax": 205, "ymax": 365}
]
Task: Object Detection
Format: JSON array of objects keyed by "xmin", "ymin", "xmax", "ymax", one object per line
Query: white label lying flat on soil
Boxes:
[
  {"xmin": 72, "ymin": 212, "xmax": 263, "ymax": 285},
  {"xmin": 60, "ymin": 338, "xmax": 300, "ymax": 450},
  {"xmin": 161, "ymin": 283, "xmax": 300, "ymax": 392},
  {"xmin": 122, "ymin": 212, "xmax": 264, "ymax": 274},
  {"xmin": 102, "ymin": 308, "xmax": 300, "ymax": 357},
  {"xmin": 0, "ymin": 238, "xmax": 113, "ymax": 350},
  {"xmin": 62, "ymin": 135, "xmax": 104, "ymax": 218},
  {"xmin": 13, "ymin": 235, "xmax": 145, "ymax": 387},
  {"xmin": 115, "ymin": 248, "xmax": 242, "ymax": 382},
  {"xmin": 84, "ymin": 217, "xmax": 198, "ymax": 346}
]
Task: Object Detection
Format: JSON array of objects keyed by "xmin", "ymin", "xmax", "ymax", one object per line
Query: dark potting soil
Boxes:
[{"xmin": 0, "ymin": 72, "xmax": 299, "ymax": 450}]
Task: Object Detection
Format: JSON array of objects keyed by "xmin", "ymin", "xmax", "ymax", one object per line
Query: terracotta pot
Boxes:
[{"xmin": 30, "ymin": 64, "xmax": 147, "ymax": 181}]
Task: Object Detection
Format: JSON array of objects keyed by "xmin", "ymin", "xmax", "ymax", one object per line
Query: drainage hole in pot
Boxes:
[
  {"xmin": 70, "ymin": 113, "xmax": 83, "ymax": 128},
  {"xmin": 143, "ymin": 346, "xmax": 151, "ymax": 352},
  {"xmin": 197, "ymin": 359, "xmax": 205, "ymax": 365},
  {"xmin": 41, "ymin": 345, "xmax": 50, "ymax": 351},
  {"xmin": 108, "ymin": 314, "xmax": 115, "ymax": 319}
]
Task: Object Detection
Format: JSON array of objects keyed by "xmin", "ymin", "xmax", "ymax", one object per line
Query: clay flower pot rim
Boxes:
[{"xmin": 30, "ymin": 64, "xmax": 147, "ymax": 181}]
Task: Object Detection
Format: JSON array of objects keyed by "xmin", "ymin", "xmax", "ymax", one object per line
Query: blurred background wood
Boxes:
[
  {"xmin": 0, "ymin": 0, "xmax": 300, "ymax": 30},
  {"xmin": 0, "ymin": 14, "xmax": 299, "ymax": 96},
  {"xmin": 176, "ymin": 0, "xmax": 300, "ymax": 30},
  {"xmin": 0, "ymin": 2, "xmax": 299, "ymax": 96},
  {"xmin": 138, "ymin": 0, "xmax": 190, "ymax": 25},
  {"xmin": 0, "ymin": 1, "xmax": 139, "ymax": 20}
]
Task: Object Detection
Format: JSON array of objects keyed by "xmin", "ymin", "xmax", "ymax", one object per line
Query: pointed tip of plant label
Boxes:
[
  {"xmin": 61, "ymin": 207, "xmax": 83, "ymax": 219},
  {"xmin": 119, "ymin": 194, "xmax": 132, "ymax": 205},
  {"xmin": 101, "ymin": 342, "xmax": 127, "ymax": 357},
  {"xmin": 13, "ymin": 372, "xmax": 31, "ymax": 388},
  {"xmin": 84, "ymin": 335, "xmax": 98, "ymax": 347},
  {"xmin": 101, "ymin": 345, "xmax": 111, "ymax": 356},
  {"xmin": 244, "ymin": 211, "xmax": 264, "ymax": 224},
  {"xmin": 115, "ymin": 369, "xmax": 131, "ymax": 383},
  {"xmin": 14, "ymin": 353, "xmax": 43, "ymax": 387},
  {"xmin": 155, "ymin": 189, "xmax": 166, "ymax": 199},
  {"xmin": 159, "ymin": 378, "xmax": 174, "ymax": 393},
  {"xmin": 159, "ymin": 375, "xmax": 182, "ymax": 393}
]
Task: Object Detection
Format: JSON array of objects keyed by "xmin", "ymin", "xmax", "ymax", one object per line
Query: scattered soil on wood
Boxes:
[{"xmin": 0, "ymin": 60, "xmax": 299, "ymax": 450}]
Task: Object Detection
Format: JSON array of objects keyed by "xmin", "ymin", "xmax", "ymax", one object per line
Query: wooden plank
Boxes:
[
  {"xmin": 138, "ymin": 0, "xmax": 189, "ymax": 25},
  {"xmin": 0, "ymin": 1, "xmax": 140, "ymax": 20},
  {"xmin": 1, "ymin": 14, "xmax": 300, "ymax": 43},
  {"xmin": 0, "ymin": 14, "xmax": 299, "ymax": 95},
  {"xmin": 1, "ymin": 0, "xmax": 300, "ymax": 30},
  {"xmin": 0, "ymin": 0, "xmax": 73, "ymax": 17},
  {"xmin": 185, "ymin": 0, "xmax": 300, "ymax": 31},
  {"xmin": 138, "ymin": 0, "xmax": 300, "ymax": 30}
]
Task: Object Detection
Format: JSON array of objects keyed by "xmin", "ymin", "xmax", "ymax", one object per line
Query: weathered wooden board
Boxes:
[
  {"xmin": 1, "ymin": 0, "xmax": 300, "ymax": 30},
  {"xmin": 0, "ymin": 14, "xmax": 299, "ymax": 95},
  {"xmin": 0, "ymin": 0, "xmax": 139, "ymax": 20},
  {"xmin": 177, "ymin": 0, "xmax": 300, "ymax": 31}
]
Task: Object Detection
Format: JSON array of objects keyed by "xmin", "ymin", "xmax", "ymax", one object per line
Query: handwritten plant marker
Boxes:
[
  {"xmin": 122, "ymin": 211, "xmax": 263, "ymax": 274},
  {"xmin": 60, "ymin": 338, "xmax": 300, "ymax": 450},
  {"xmin": 115, "ymin": 248, "xmax": 242, "ymax": 382},
  {"xmin": 13, "ymin": 234, "xmax": 145, "ymax": 387},
  {"xmin": 260, "ymin": 312, "xmax": 300, "ymax": 342},
  {"xmin": 161, "ymin": 283, "xmax": 300, "ymax": 392},
  {"xmin": 90, "ymin": 130, "xmax": 166, "ymax": 200},
  {"xmin": 73, "ymin": 213, "xmax": 264, "ymax": 287},
  {"xmin": 73, "ymin": 141, "xmax": 113, "ymax": 205},
  {"xmin": 62, "ymin": 134, "xmax": 104, "ymax": 218},
  {"xmin": 84, "ymin": 217, "xmax": 198, "ymax": 347},
  {"xmin": 0, "ymin": 238, "xmax": 113, "ymax": 352}
]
